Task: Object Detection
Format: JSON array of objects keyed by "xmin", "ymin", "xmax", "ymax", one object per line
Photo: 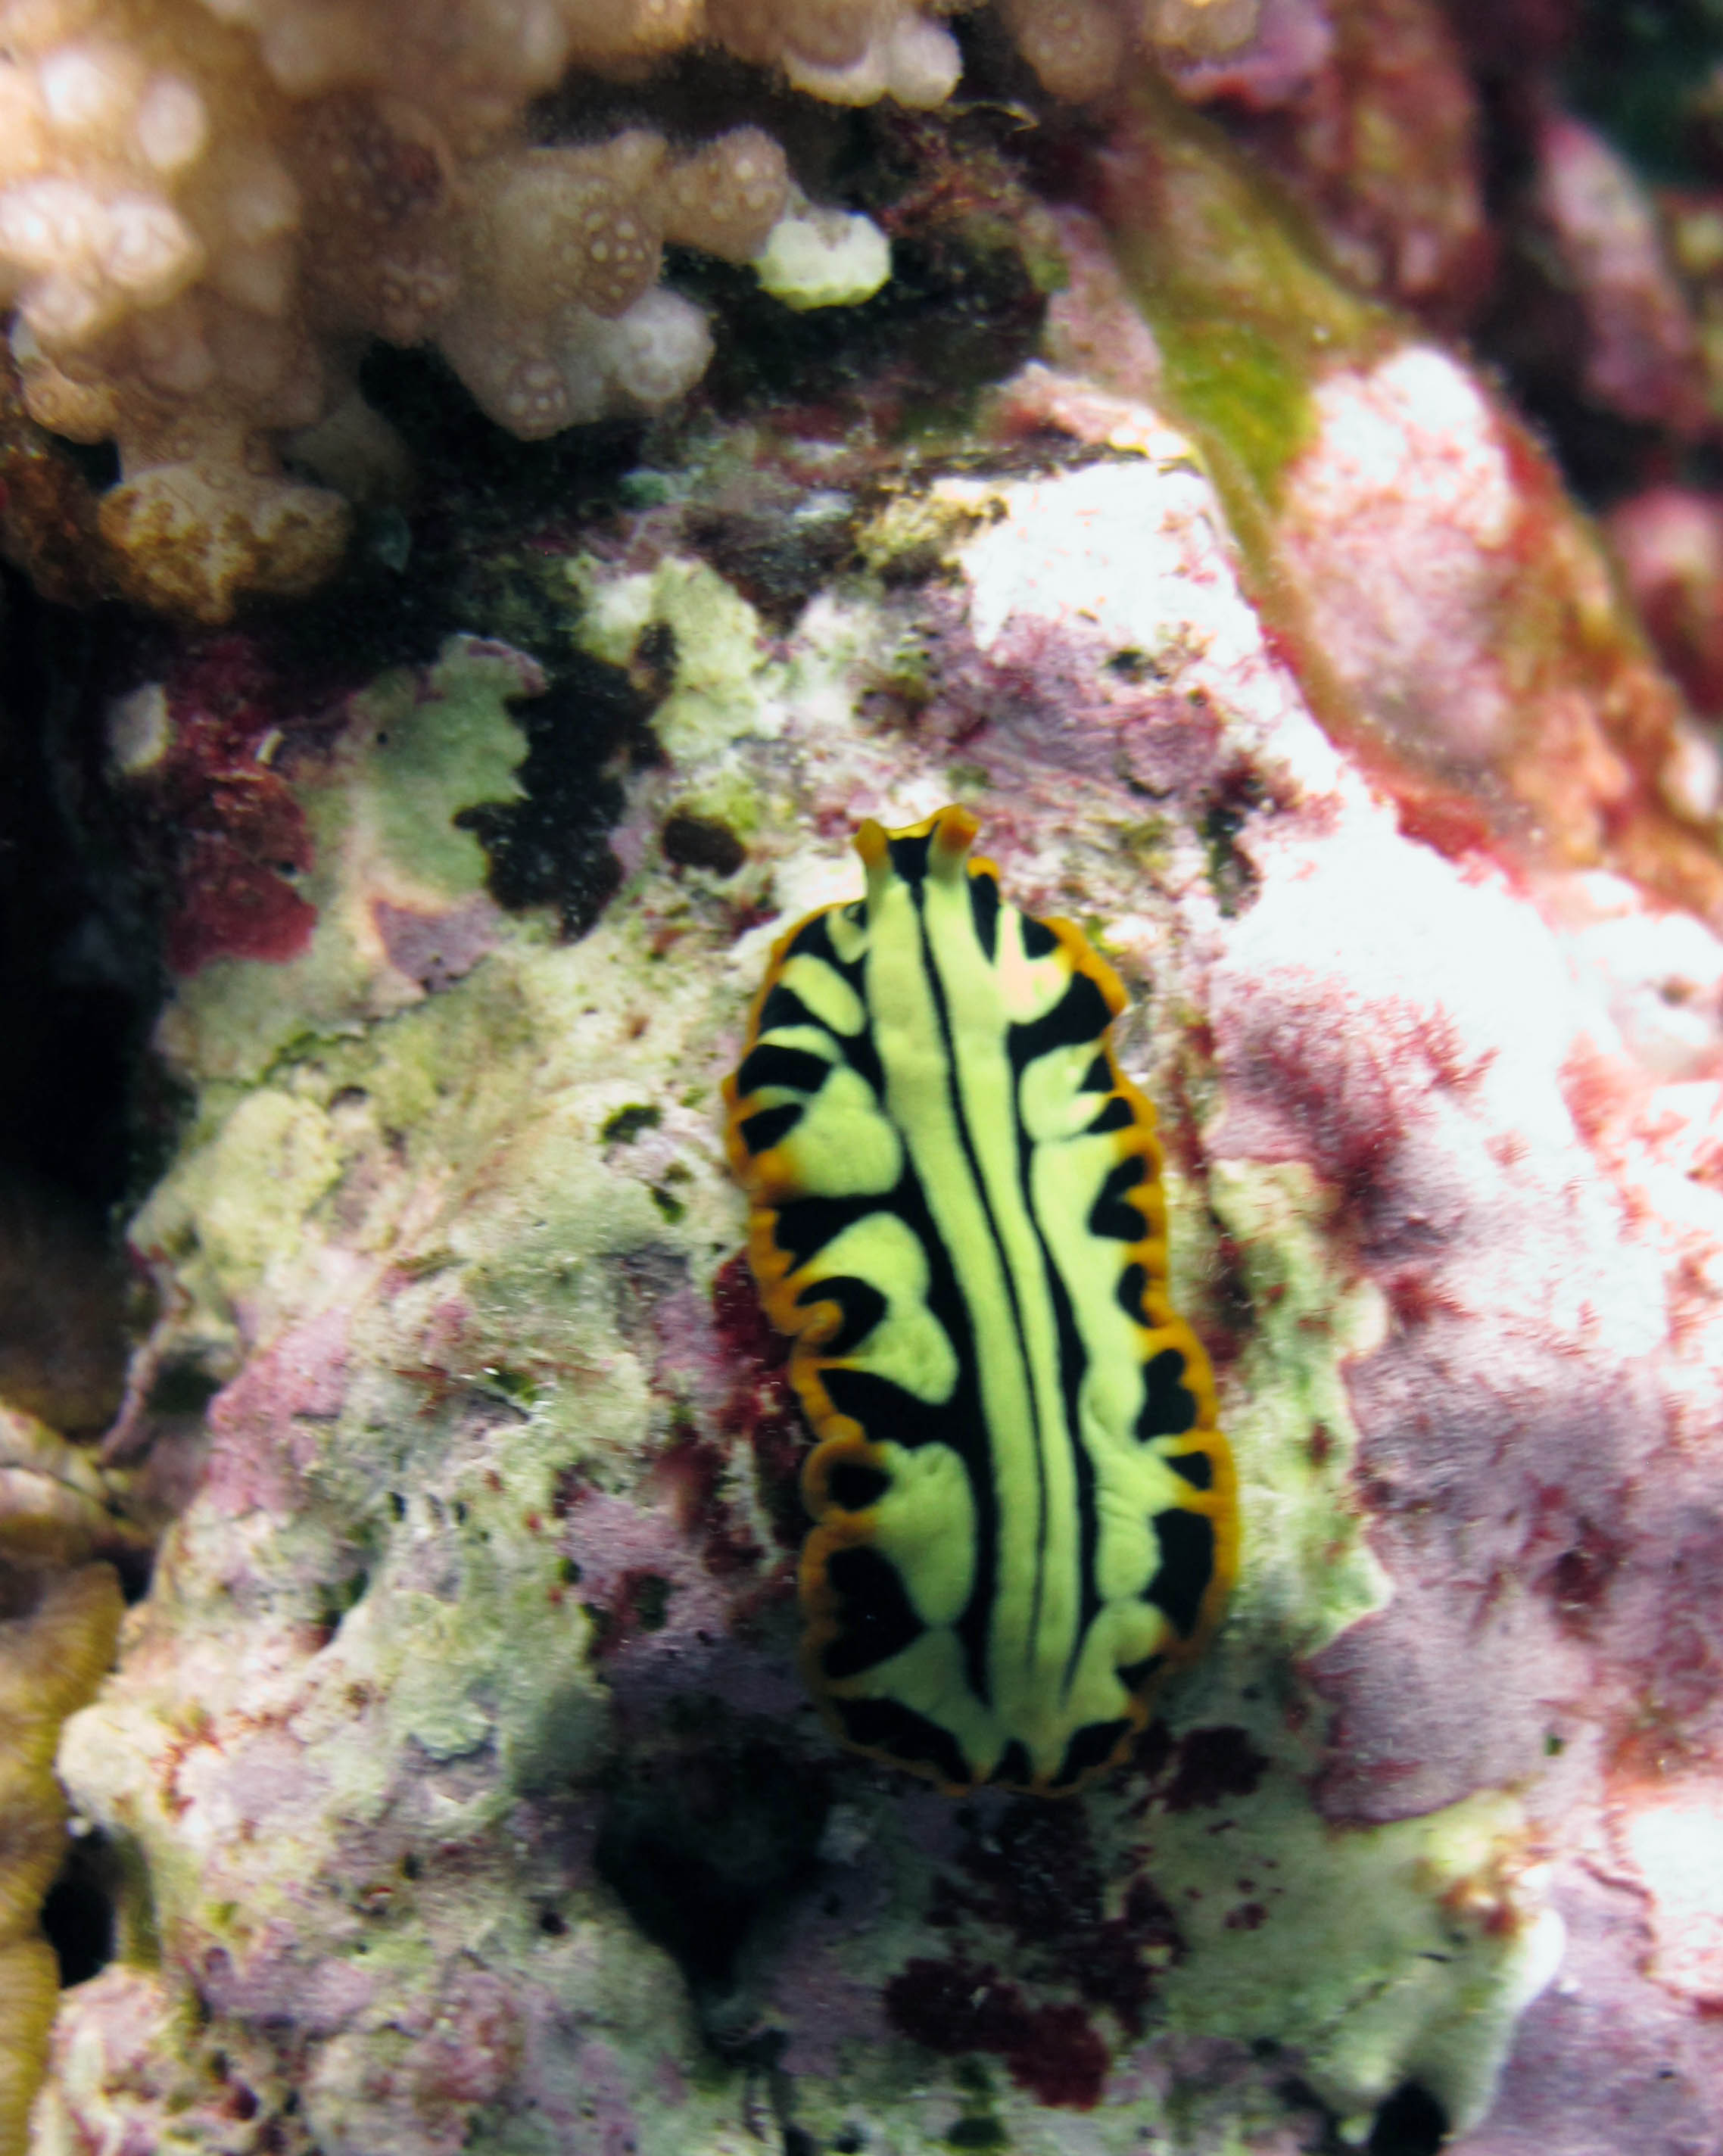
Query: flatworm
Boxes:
[{"xmin": 724, "ymin": 807, "xmax": 1236, "ymax": 1795}]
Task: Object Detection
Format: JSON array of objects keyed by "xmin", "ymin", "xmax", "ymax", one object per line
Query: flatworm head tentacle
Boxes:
[{"xmin": 724, "ymin": 805, "xmax": 1236, "ymax": 1796}]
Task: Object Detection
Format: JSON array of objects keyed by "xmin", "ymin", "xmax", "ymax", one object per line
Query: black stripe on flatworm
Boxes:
[
  {"xmin": 1089, "ymin": 1095, "xmax": 1135, "ymax": 1134},
  {"xmin": 1146, "ymin": 1510, "xmax": 1214, "ymax": 1638},
  {"xmin": 1080, "ymin": 1054, "xmax": 1112, "ymax": 1092},
  {"xmin": 1052, "ymin": 1718, "xmax": 1131, "ymax": 1789},
  {"xmin": 886, "ymin": 832, "xmax": 933, "ymax": 883},
  {"xmin": 968, "ymin": 871, "xmax": 1001, "ymax": 961},
  {"xmin": 1167, "ymin": 1448, "xmax": 1213, "ymax": 1489},
  {"xmin": 826, "ymin": 1461, "xmax": 891, "ymax": 1510},
  {"xmin": 736, "ymin": 1043, "xmax": 833, "ymax": 1098},
  {"xmin": 992, "ymin": 1739, "xmax": 1033, "ymax": 1787},
  {"xmin": 830, "ymin": 1696, "xmax": 971, "ymax": 1789},
  {"xmin": 756, "ymin": 983, "xmax": 815, "ymax": 1037},
  {"xmin": 821, "ymin": 1366, "xmax": 964, "ymax": 1453},
  {"xmin": 737, "ymin": 1103, "xmax": 802, "ymax": 1155},
  {"xmin": 1009, "ymin": 973, "xmax": 1114, "ymax": 1071},
  {"xmin": 1137, "ymin": 1347, "xmax": 1196, "ymax": 1438},
  {"xmin": 1090, "ymin": 1156, "xmax": 1148, "ymax": 1242},
  {"xmin": 786, "ymin": 911, "xmax": 867, "ymax": 993},
  {"xmin": 1117, "ymin": 1652, "xmax": 1166, "ymax": 1693},
  {"xmin": 1020, "ymin": 914, "xmax": 1058, "ymax": 958},
  {"xmin": 821, "ymin": 1544, "xmax": 925, "ymax": 1678},
  {"xmin": 836, "ymin": 1017, "xmax": 886, "ymax": 1103},
  {"xmin": 795, "ymin": 1275, "xmax": 886, "ymax": 1357},
  {"xmin": 772, "ymin": 1192, "xmax": 886, "ymax": 1272}
]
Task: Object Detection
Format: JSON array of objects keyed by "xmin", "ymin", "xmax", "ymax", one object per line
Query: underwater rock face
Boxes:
[{"xmin": 30, "ymin": 316, "xmax": 1723, "ymax": 2155}]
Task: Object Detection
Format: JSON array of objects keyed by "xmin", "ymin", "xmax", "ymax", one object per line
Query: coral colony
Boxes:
[{"xmin": 0, "ymin": 0, "xmax": 1255, "ymax": 618}]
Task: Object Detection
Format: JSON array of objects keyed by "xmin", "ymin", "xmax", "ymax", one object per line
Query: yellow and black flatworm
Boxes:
[{"xmin": 724, "ymin": 807, "xmax": 1236, "ymax": 1795}]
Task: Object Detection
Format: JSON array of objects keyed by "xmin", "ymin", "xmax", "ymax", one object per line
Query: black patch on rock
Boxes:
[
  {"xmin": 1200, "ymin": 764, "xmax": 1269, "ymax": 920},
  {"xmin": 687, "ymin": 501, "xmax": 861, "ymax": 634},
  {"xmin": 1368, "ymin": 2083, "xmax": 1449, "ymax": 2156},
  {"xmin": 663, "ymin": 810, "xmax": 747, "ymax": 876},
  {"xmin": 594, "ymin": 1734, "xmax": 830, "ymax": 1999},
  {"xmin": 456, "ymin": 653, "xmax": 662, "ymax": 937}
]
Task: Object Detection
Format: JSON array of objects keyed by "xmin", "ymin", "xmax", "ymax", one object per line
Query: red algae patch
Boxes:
[
  {"xmin": 710, "ymin": 1251, "xmax": 811, "ymax": 1553},
  {"xmin": 1158, "ymin": 1726, "xmax": 1272, "ymax": 1814},
  {"xmin": 882, "ymin": 1958, "xmax": 1111, "ymax": 2109}
]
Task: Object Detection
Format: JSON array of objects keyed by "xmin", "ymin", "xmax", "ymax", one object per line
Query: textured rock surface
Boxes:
[
  {"xmin": 5, "ymin": 8, "xmax": 1723, "ymax": 2144},
  {"xmin": 23, "ymin": 241, "xmax": 1723, "ymax": 2148}
]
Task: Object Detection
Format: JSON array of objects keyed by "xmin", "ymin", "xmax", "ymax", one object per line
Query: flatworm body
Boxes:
[{"xmin": 724, "ymin": 807, "xmax": 1236, "ymax": 1794}]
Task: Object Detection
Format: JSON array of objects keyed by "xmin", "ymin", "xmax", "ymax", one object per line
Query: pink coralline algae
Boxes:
[
  {"xmin": 1270, "ymin": 340, "xmax": 1723, "ymax": 919},
  {"xmin": 1607, "ymin": 485, "xmax": 1723, "ymax": 723},
  {"xmin": 1528, "ymin": 109, "xmax": 1709, "ymax": 436}
]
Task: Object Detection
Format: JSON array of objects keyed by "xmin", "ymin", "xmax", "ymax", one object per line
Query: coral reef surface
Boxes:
[
  {"xmin": 7, "ymin": 5, "xmax": 1723, "ymax": 2152},
  {"xmin": 27, "ymin": 270, "xmax": 1723, "ymax": 2148}
]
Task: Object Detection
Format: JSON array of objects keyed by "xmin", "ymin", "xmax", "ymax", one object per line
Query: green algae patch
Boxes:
[
  {"xmin": 130, "ymin": 1086, "xmax": 343, "ymax": 1312},
  {"xmin": 1098, "ymin": 79, "xmax": 1387, "ymax": 539},
  {"xmin": 855, "ymin": 490, "xmax": 996, "ymax": 587},
  {"xmin": 1154, "ymin": 1781, "xmax": 1564, "ymax": 2139},
  {"xmin": 157, "ymin": 636, "xmax": 532, "ymax": 1086},
  {"xmin": 1206, "ymin": 1157, "xmax": 1391, "ymax": 1659},
  {"xmin": 569, "ymin": 554, "xmax": 775, "ymax": 765},
  {"xmin": 357, "ymin": 642, "xmax": 531, "ymax": 899}
]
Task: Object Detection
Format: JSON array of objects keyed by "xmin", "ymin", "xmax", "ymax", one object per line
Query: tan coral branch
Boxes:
[{"xmin": 0, "ymin": 1562, "xmax": 123, "ymax": 2156}]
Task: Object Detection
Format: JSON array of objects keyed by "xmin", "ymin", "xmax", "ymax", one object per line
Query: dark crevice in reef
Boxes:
[
  {"xmin": 1454, "ymin": 0, "xmax": 1723, "ymax": 513},
  {"xmin": 266, "ymin": 344, "xmax": 648, "ymax": 691},
  {"xmin": 594, "ymin": 1734, "xmax": 830, "ymax": 2017},
  {"xmin": 1367, "ymin": 2081, "xmax": 1449, "ymax": 2156},
  {"xmin": 675, "ymin": 99, "xmax": 1049, "ymax": 425},
  {"xmin": 0, "ymin": 564, "xmax": 157, "ymax": 1214},
  {"xmin": 0, "ymin": 562, "xmax": 160, "ymax": 1435},
  {"xmin": 40, "ymin": 1829, "xmax": 119, "ymax": 1988}
]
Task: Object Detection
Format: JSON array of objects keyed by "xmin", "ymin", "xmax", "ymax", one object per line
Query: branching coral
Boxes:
[
  {"xmin": 0, "ymin": 0, "xmax": 1263, "ymax": 618},
  {"xmin": 0, "ymin": 0, "xmax": 937, "ymax": 618},
  {"xmin": 0, "ymin": 1402, "xmax": 145, "ymax": 2155},
  {"xmin": 0, "ymin": 0, "xmax": 815, "ymax": 614},
  {"xmin": 0, "ymin": 1559, "xmax": 123, "ymax": 2156},
  {"xmin": 1003, "ymin": 0, "xmax": 1257, "ymax": 102}
]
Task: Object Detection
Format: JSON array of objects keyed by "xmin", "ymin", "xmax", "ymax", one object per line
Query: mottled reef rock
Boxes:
[
  {"xmin": 20, "ymin": 186, "xmax": 1723, "ymax": 2146},
  {"xmin": 7, "ymin": 5, "xmax": 1723, "ymax": 2151}
]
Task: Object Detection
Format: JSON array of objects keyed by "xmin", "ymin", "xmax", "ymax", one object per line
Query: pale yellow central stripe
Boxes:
[
  {"xmin": 861, "ymin": 844, "xmax": 1083, "ymax": 1775},
  {"xmin": 921, "ymin": 874, "xmax": 1082, "ymax": 1757}
]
